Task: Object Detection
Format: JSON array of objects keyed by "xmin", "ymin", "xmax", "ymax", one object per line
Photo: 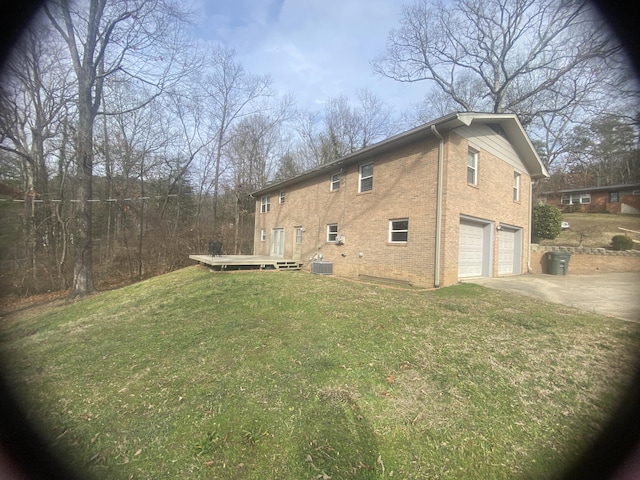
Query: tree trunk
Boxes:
[{"xmin": 69, "ymin": 81, "xmax": 95, "ymax": 298}]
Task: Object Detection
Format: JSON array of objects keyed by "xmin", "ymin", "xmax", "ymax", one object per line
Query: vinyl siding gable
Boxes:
[{"xmin": 455, "ymin": 123, "xmax": 527, "ymax": 173}]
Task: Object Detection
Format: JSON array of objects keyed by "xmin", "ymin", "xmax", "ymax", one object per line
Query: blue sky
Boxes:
[{"xmin": 193, "ymin": 0, "xmax": 428, "ymax": 114}]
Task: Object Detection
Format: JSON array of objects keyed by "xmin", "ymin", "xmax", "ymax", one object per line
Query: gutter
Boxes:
[{"xmin": 431, "ymin": 125, "xmax": 444, "ymax": 288}]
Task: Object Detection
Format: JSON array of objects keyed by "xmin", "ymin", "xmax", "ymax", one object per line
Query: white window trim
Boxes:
[
  {"xmin": 295, "ymin": 227, "xmax": 303, "ymax": 244},
  {"xmin": 330, "ymin": 173, "xmax": 341, "ymax": 191},
  {"xmin": 260, "ymin": 229, "xmax": 266, "ymax": 241},
  {"xmin": 513, "ymin": 172, "xmax": 521, "ymax": 202},
  {"xmin": 389, "ymin": 218, "xmax": 409, "ymax": 243},
  {"xmin": 279, "ymin": 191, "xmax": 285, "ymax": 204},
  {"xmin": 467, "ymin": 149, "xmax": 478, "ymax": 186},
  {"xmin": 359, "ymin": 163, "xmax": 373, "ymax": 193},
  {"xmin": 260, "ymin": 195, "xmax": 271, "ymax": 213},
  {"xmin": 327, "ymin": 223, "xmax": 338, "ymax": 242}
]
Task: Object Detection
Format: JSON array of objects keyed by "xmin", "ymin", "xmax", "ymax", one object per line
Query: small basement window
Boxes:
[{"xmin": 389, "ymin": 219, "xmax": 409, "ymax": 243}]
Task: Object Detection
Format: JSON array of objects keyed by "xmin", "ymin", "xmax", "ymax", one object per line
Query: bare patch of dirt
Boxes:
[{"xmin": 0, "ymin": 290, "xmax": 69, "ymax": 318}]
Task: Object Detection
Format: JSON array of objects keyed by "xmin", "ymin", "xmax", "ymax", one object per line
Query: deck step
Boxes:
[{"xmin": 276, "ymin": 261, "xmax": 302, "ymax": 270}]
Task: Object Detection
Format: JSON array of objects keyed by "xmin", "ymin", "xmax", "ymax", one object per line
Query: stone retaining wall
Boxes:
[{"xmin": 530, "ymin": 245, "xmax": 640, "ymax": 274}]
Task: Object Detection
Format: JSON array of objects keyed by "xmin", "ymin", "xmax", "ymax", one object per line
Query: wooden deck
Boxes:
[{"xmin": 189, "ymin": 254, "xmax": 303, "ymax": 271}]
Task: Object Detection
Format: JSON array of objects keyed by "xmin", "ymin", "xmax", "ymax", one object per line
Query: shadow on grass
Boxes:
[{"xmin": 296, "ymin": 387, "xmax": 381, "ymax": 480}]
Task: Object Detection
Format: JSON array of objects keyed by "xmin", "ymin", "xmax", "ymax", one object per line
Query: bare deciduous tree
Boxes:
[
  {"xmin": 372, "ymin": 0, "xmax": 626, "ymax": 150},
  {"xmin": 0, "ymin": 21, "xmax": 72, "ymax": 290},
  {"xmin": 44, "ymin": 0, "xmax": 193, "ymax": 297},
  {"xmin": 295, "ymin": 88, "xmax": 395, "ymax": 166},
  {"xmin": 201, "ymin": 46, "xmax": 273, "ymax": 239}
]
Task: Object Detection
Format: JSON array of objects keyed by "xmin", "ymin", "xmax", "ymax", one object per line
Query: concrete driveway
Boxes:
[{"xmin": 465, "ymin": 272, "xmax": 640, "ymax": 323}]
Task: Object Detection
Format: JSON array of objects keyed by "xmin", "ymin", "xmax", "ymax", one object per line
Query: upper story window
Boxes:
[
  {"xmin": 279, "ymin": 191, "xmax": 286, "ymax": 204},
  {"xmin": 513, "ymin": 172, "xmax": 521, "ymax": 202},
  {"xmin": 327, "ymin": 223, "xmax": 338, "ymax": 242},
  {"xmin": 330, "ymin": 173, "xmax": 341, "ymax": 191},
  {"xmin": 260, "ymin": 195, "xmax": 271, "ymax": 213},
  {"xmin": 561, "ymin": 193, "xmax": 591, "ymax": 205},
  {"xmin": 389, "ymin": 219, "xmax": 409, "ymax": 243},
  {"xmin": 359, "ymin": 163, "xmax": 373, "ymax": 192},
  {"xmin": 467, "ymin": 149, "xmax": 478, "ymax": 186}
]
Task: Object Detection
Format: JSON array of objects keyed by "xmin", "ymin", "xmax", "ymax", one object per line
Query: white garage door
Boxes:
[
  {"xmin": 498, "ymin": 229, "xmax": 516, "ymax": 275},
  {"xmin": 458, "ymin": 221, "xmax": 485, "ymax": 278}
]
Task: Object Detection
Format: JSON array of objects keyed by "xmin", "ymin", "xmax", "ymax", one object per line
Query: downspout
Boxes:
[
  {"xmin": 431, "ymin": 125, "xmax": 444, "ymax": 288},
  {"xmin": 527, "ymin": 180, "xmax": 534, "ymax": 273},
  {"xmin": 249, "ymin": 193, "xmax": 255, "ymax": 255}
]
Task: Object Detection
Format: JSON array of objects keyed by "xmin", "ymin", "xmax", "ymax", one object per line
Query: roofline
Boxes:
[
  {"xmin": 542, "ymin": 183, "xmax": 640, "ymax": 195},
  {"xmin": 252, "ymin": 112, "xmax": 548, "ymax": 196}
]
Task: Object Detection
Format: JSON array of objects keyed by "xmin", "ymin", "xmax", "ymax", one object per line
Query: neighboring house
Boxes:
[
  {"xmin": 541, "ymin": 184, "xmax": 640, "ymax": 214},
  {"xmin": 252, "ymin": 112, "xmax": 548, "ymax": 288}
]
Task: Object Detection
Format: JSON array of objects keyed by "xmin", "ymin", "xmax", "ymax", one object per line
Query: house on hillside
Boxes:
[
  {"xmin": 540, "ymin": 184, "xmax": 640, "ymax": 215},
  {"xmin": 252, "ymin": 112, "xmax": 548, "ymax": 288}
]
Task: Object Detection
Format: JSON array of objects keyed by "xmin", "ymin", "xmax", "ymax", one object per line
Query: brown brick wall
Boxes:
[
  {"xmin": 255, "ymin": 131, "xmax": 533, "ymax": 287},
  {"xmin": 440, "ymin": 132, "xmax": 532, "ymax": 286},
  {"xmin": 544, "ymin": 190, "xmax": 640, "ymax": 214},
  {"xmin": 255, "ymin": 140, "xmax": 441, "ymax": 286},
  {"xmin": 530, "ymin": 247, "xmax": 640, "ymax": 274}
]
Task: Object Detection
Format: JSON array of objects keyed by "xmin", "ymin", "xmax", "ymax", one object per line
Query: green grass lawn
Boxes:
[
  {"xmin": 539, "ymin": 213, "xmax": 640, "ymax": 248},
  {"xmin": 1, "ymin": 267, "xmax": 639, "ymax": 479}
]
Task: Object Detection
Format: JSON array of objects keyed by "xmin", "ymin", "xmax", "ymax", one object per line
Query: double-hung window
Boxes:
[
  {"xmin": 389, "ymin": 219, "xmax": 409, "ymax": 243},
  {"xmin": 260, "ymin": 229, "xmax": 266, "ymax": 242},
  {"xmin": 330, "ymin": 173, "xmax": 341, "ymax": 191},
  {"xmin": 359, "ymin": 163, "xmax": 373, "ymax": 192},
  {"xmin": 561, "ymin": 193, "xmax": 591, "ymax": 205},
  {"xmin": 467, "ymin": 149, "xmax": 478, "ymax": 185},
  {"xmin": 260, "ymin": 195, "xmax": 271, "ymax": 213},
  {"xmin": 279, "ymin": 191, "xmax": 286, "ymax": 204},
  {"xmin": 327, "ymin": 224, "xmax": 338, "ymax": 242},
  {"xmin": 513, "ymin": 172, "xmax": 521, "ymax": 202}
]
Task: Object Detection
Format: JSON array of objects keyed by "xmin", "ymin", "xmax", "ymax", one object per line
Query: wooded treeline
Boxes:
[{"xmin": 0, "ymin": 0, "xmax": 638, "ymax": 298}]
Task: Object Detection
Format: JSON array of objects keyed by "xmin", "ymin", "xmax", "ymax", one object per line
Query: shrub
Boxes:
[
  {"xmin": 532, "ymin": 204, "xmax": 562, "ymax": 241},
  {"xmin": 611, "ymin": 235, "xmax": 635, "ymax": 251}
]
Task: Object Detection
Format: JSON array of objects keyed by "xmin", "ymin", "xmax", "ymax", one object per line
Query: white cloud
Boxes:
[{"xmin": 194, "ymin": 0, "xmax": 428, "ymax": 114}]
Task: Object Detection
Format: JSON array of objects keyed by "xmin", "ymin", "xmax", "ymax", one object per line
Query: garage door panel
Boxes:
[
  {"xmin": 498, "ymin": 230, "xmax": 515, "ymax": 275},
  {"xmin": 458, "ymin": 222, "xmax": 484, "ymax": 278}
]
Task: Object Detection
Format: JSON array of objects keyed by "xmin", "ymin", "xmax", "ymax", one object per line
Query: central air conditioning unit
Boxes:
[{"xmin": 311, "ymin": 261, "xmax": 333, "ymax": 275}]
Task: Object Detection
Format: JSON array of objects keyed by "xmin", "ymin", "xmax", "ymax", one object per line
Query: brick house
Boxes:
[
  {"xmin": 541, "ymin": 184, "xmax": 640, "ymax": 214},
  {"xmin": 252, "ymin": 112, "xmax": 548, "ymax": 287}
]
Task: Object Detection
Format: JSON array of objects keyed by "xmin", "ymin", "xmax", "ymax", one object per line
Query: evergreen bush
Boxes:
[
  {"xmin": 532, "ymin": 204, "xmax": 562, "ymax": 241},
  {"xmin": 611, "ymin": 235, "xmax": 635, "ymax": 251}
]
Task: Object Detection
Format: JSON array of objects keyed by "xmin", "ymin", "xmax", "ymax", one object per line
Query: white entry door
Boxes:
[
  {"xmin": 458, "ymin": 221, "xmax": 486, "ymax": 278},
  {"xmin": 271, "ymin": 228, "xmax": 285, "ymax": 257}
]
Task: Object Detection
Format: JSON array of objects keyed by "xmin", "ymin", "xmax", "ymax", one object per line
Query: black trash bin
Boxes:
[{"xmin": 548, "ymin": 251, "xmax": 571, "ymax": 275}]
